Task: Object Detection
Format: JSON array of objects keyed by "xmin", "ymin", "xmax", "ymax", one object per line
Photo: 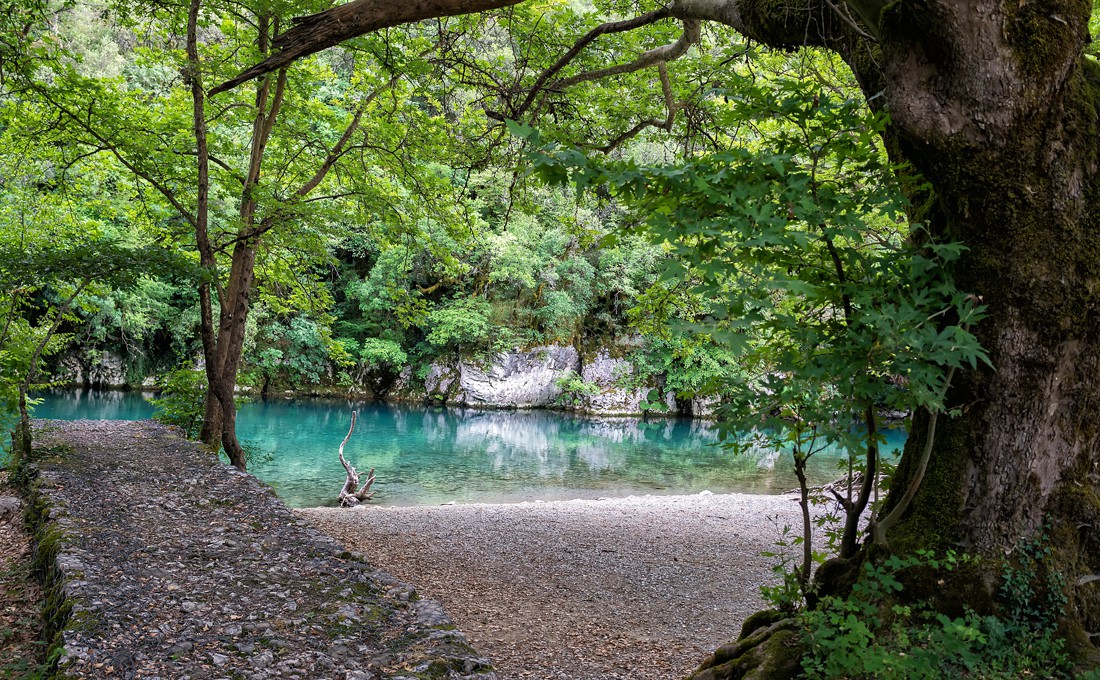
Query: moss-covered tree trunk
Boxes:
[
  {"xmin": 683, "ymin": 0, "xmax": 1100, "ymax": 674},
  {"xmin": 862, "ymin": 0, "xmax": 1099, "ymax": 656},
  {"xmin": 875, "ymin": 57, "xmax": 1100, "ymax": 655},
  {"xmin": 730, "ymin": 0, "xmax": 1100, "ymax": 668}
]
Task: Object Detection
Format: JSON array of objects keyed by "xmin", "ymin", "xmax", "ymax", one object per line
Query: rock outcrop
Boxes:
[
  {"xmin": 55, "ymin": 350, "xmax": 129, "ymax": 388},
  {"xmin": 580, "ymin": 350, "xmax": 676, "ymax": 416},
  {"xmin": 384, "ymin": 345, "xmax": 683, "ymax": 416}
]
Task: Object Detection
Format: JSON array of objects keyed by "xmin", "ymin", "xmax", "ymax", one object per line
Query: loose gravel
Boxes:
[{"xmin": 301, "ymin": 492, "xmax": 807, "ymax": 680}]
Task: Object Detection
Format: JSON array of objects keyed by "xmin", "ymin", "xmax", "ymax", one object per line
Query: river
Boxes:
[{"xmin": 32, "ymin": 389, "xmax": 906, "ymax": 507}]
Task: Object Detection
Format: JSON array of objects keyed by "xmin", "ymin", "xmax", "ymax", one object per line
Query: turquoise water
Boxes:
[{"xmin": 33, "ymin": 390, "xmax": 907, "ymax": 508}]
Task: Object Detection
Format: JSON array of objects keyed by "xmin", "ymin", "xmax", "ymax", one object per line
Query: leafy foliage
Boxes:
[
  {"xmin": 800, "ymin": 543, "xmax": 1075, "ymax": 679},
  {"xmin": 554, "ymin": 370, "xmax": 601, "ymax": 409},
  {"xmin": 149, "ymin": 369, "xmax": 207, "ymax": 439},
  {"xmin": 518, "ymin": 67, "xmax": 988, "ymax": 590}
]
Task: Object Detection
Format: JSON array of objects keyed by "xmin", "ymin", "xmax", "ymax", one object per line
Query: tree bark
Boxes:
[{"xmin": 844, "ymin": 2, "xmax": 1099, "ymax": 654}]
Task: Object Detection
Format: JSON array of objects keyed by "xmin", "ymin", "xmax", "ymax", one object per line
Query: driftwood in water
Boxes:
[{"xmin": 338, "ymin": 410, "xmax": 375, "ymax": 507}]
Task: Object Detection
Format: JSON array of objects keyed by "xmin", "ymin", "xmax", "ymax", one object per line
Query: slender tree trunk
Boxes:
[
  {"xmin": 14, "ymin": 386, "xmax": 30, "ymax": 460},
  {"xmin": 191, "ymin": 14, "xmax": 284, "ymax": 470}
]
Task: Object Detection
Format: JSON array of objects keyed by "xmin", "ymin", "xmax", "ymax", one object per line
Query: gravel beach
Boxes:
[{"xmin": 301, "ymin": 491, "xmax": 807, "ymax": 680}]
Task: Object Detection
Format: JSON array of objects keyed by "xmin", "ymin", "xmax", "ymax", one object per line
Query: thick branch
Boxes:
[
  {"xmin": 585, "ymin": 61, "xmax": 682, "ymax": 153},
  {"xmin": 512, "ymin": 9, "xmax": 672, "ymax": 118},
  {"xmin": 211, "ymin": 0, "xmax": 777, "ymax": 95},
  {"xmin": 210, "ymin": 0, "xmax": 526, "ymax": 95}
]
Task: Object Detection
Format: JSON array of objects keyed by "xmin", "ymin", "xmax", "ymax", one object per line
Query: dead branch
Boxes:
[{"xmin": 338, "ymin": 410, "xmax": 377, "ymax": 507}]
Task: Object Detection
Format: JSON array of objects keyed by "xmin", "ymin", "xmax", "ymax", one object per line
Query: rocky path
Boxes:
[
  {"xmin": 0, "ymin": 469, "xmax": 43, "ymax": 676},
  {"xmin": 28, "ymin": 419, "xmax": 493, "ymax": 679}
]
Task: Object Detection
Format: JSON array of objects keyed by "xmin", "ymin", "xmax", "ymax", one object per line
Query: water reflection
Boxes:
[{"xmin": 33, "ymin": 390, "xmax": 907, "ymax": 508}]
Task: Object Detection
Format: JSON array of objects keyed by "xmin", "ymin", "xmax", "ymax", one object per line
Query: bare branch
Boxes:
[
  {"xmin": 552, "ymin": 20, "xmax": 701, "ymax": 91},
  {"xmin": 840, "ymin": 0, "xmax": 886, "ymax": 37},
  {"xmin": 338, "ymin": 410, "xmax": 377, "ymax": 506},
  {"xmin": 872, "ymin": 365, "xmax": 958, "ymax": 547},
  {"xmin": 825, "ymin": 0, "xmax": 876, "ymax": 41}
]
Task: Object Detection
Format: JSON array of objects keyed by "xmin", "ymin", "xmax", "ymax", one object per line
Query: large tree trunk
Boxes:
[
  {"xmin": 195, "ymin": 14, "xmax": 282, "ymax": 472},
  {"xmin": 877, "ymin": 66, "xmax": 1100, "ymax": 653},
  {"xmin": 695, "ymin": 0, "xmax": 1100, "ymax": 660},
  {"xmin": 842, "ymin": 2, "xmax": 1095, "ymax": 658}
]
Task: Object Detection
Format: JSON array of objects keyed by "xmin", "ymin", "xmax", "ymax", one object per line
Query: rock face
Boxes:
[
  {"xmin": 387, "ymin": 346, "xmax": 580, "ymax": 408},
  {"xmin": 384, "ymin": 345, "xmax": 683, "ymax": 416},
  {"xmin": 462, "ymin": 346, "xmax": 579, "ymax": 408},
  {"xmin": 580, "ymin": 350, "xmax": 676, "ymax": 416},
  {"xmin": 55, "ymin": 350, "xmax": 128, "ymax": 388},
  {"xmin": 689, "ymin": 395, "xmax": 721, "ymax": 419}
]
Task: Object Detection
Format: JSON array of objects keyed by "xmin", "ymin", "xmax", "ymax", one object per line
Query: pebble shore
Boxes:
[{"xmin": 303, "ymin": 492, "xmax": 807, "ymax": 679}]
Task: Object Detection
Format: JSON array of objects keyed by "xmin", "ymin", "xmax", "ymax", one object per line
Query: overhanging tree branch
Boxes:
[
  {"xmin": 552, "ymin": 19, "xmax": 701, "ymax": 91},
  {"xmin": 210, "ymin": 0, "xmax": 527, "ymax": 95},
  {"xmin": 32, "ymin": 87, "xmax": 198, "ymax": 230},
  {"xmin": 585, "ymin": 61, "xmax": 684, "ymax": 153}
]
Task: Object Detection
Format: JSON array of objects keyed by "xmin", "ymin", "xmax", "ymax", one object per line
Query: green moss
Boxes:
[
  {"xmin": 1049, "ymin": 470, "xmax": 1100, "ymax": 660},
  {"xmin": 883, "ymin": 409, "xmax": 971, "ymax": 555},
  {"xmin": 687, "ymin": 621, "xmax": 801, "ymax": 680},
  {"xmin": 1004, "ymin": 0, "xmax": 1091, "ymax": 80},
  {"xmin": 738, "ymin": 0, "xmax": 823, "ymax": 50},
  {"xmin": 739, "ymin": 609, "xmax": 784, "ymax": 639}
]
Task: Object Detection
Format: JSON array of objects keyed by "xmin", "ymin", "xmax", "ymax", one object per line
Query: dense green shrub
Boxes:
[
  {"xmin": 554, "ymin": 370, "xmax": 601, "ymax": 409},
  {"xmin": 424, "ymin": 297, "xmax": 494, "ymax": 349}
]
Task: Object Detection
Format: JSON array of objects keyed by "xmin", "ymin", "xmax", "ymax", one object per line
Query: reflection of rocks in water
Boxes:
[
  {"xmin": 390, "ymin": 408, "xmax": 408, "ymax": 435},
  {"xmin": 39, "ymin": 388, "xmax": 156, "ymax": 420},
  {"xmin": 576, "ymin": 419, "xmax": 649, "ymax": 445},
  {"xmin": 753, "ymin": 447, "xmax": 782, "ymax": 470},
  {"xmin": 420, "ymin": 410, "xmax": 452, "ymax": 445},
  {"xmin": 452, "ymin": 411, "xmax": 569, "ymax": 474},
  {"xmin": 574, "ymin": 442, "xmax": 625, "ymax": 472},
  {"xmin": 688, "ymin": 419, "xmax": 720, "ymax": 441}
]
